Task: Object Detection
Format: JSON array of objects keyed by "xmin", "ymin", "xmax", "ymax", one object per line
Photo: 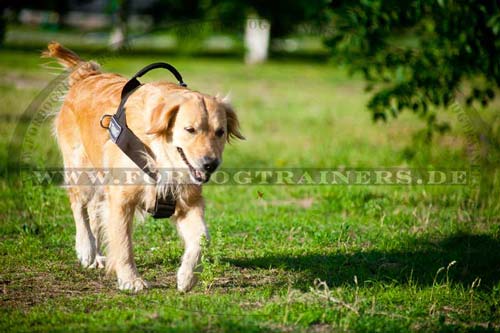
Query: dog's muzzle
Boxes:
[{"xmin": 176, "ymin": 147, "xmax": 219, "ymax": 184}]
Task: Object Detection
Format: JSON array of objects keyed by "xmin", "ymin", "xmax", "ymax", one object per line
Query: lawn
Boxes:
[{"xmin": 0, "ymin": 47, "xmax": 499, "ymax": 332}]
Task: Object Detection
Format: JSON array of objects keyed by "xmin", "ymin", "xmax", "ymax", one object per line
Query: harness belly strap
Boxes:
[{"xmin": 101, "ymin": 62, "xmax": 187, "ymax": 219}]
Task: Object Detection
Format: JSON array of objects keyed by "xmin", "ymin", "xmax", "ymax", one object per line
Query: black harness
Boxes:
[{"xmin": 100, "ymin": 63, "xmax": 187, "ymax": 219}]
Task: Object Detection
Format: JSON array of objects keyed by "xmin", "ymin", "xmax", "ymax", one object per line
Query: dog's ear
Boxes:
[
  {"xmin": 146, "ymin": 100, "xmax": 181, "ymax": 135},
  {"xmin": 222, "ymin": 103, "xmax": 245, "ymax": 142}
]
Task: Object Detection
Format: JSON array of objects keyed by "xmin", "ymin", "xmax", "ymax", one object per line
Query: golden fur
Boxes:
[{"xmin": 43, "ymin": 42, "xmax": 243, "ymax": 292}]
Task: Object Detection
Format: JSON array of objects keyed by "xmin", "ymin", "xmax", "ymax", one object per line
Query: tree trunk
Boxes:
[
  {"xmin": 244, "ymin": 17, "xmax": 270, "ymax": 64},
  {"xmin": 0, "ymin": 8, "xmax": 6, "ymax": 47},
  {"xmin": 109, "ymin": 0, "xmax": 129, "ymax": 51}
]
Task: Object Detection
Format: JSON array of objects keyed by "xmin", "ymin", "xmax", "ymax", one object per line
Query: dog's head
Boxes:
[{"xmin": 147, "ymin": 93, "xmax": 244, "ymax": 184}]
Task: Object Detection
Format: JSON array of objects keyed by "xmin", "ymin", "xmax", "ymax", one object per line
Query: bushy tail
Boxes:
[{"xmin": 42, "ymin": 41, "xmax": 101, "ymax": 86}]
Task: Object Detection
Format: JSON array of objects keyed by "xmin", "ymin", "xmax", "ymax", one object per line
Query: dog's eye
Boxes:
[
  {"xmin": 184, "ymin": 127, "xmax": 196, "ymax": 134},
  {"xmin": 215, "ymin": 128, "xmax": 225, "ymax": 137}
]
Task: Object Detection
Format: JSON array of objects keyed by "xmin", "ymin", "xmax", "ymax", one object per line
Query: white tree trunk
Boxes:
[
  {"xmin": 109, "ymin": 0, "xmax": 128, "ymax": 51},
  {"xmin": 244, "ymin": 17, "xmax": 270, "ymax": 64},
  {"xmin": 109, "ymin": 24, "xmax": 126, "ymax": 50}
]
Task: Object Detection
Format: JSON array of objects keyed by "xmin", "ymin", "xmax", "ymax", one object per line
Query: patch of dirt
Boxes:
[
  {"xmin": 206, "ymin": 267, "xmax": 291, "ymax": 292},
  {"xmin": 307, "ymin": 324, "xmax": 337, "ymax": 333},
  {"xmin": 0, "ymin": 265, "xmax": 116, "ymax": 310},
  {"xmin": 144, "ymin": 269, "xmax": 177, "ymax": 289}
]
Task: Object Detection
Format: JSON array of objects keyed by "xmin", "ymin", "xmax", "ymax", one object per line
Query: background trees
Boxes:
[
  {"xmin": 325, "ymin": 0, "xmax": 500, "ymax": 137},
  {"xmin": 2, "ymin": 0, "xmax": 499, "ymax": 139}
]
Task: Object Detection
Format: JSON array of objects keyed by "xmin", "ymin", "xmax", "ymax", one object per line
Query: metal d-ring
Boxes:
[{"xmin": 100, "ymin": 114, "xmax": 112, "ymax": 129}]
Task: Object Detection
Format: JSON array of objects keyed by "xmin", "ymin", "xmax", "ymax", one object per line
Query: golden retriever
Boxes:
[{"xmin": 43, "ymin": 42, "xmax": 243, "ymax": 292}]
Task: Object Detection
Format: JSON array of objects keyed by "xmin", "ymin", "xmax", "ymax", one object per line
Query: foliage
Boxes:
[
  {"xmin": 235, "ymin": 0, "xmax": 330, "ymax": 37},
  {"xmin": 325, "ymin": 0, "xmax": 500, "ymax": 133},
  {"xmin": 143, "ymin": 0, "xmax": 329, "ymax": 37},
  {"xmin": 143, "ymin": 0, "xmax": 205, "ymax": 25}
]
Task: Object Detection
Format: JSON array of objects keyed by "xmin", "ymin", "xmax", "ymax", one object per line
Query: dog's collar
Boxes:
[{"xmin": 100, "ymin": 62, "xmax": 187, "ymax": 219}]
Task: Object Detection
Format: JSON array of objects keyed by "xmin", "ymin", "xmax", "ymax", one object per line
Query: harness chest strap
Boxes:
[{"xmin": 100, "ymin": 62, "xmax": 187, "ymax": 219}]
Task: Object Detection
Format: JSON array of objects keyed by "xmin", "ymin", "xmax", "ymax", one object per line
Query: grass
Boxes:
[{"xmin": 0, "ymin": 46, "xmax": 499, "ymax": 332}]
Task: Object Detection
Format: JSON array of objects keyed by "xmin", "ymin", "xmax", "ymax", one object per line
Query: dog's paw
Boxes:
[
  {"xmin": 88, "ymin": 255, "xmax": 106, "ymax": 269},
  {"xmin": 118, "ymin": 277, "xmax": 149, "ymax": 292},
  {"xmin": 76, "ymin": 240, "xmax": 96, "ymax": 268},
  {"xmin": 177, "ymin": 266, "xmax": 199, "ymax": 292}
]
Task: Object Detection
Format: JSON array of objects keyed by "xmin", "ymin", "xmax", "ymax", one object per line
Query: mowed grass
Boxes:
[{"xmin": 0, "ymin": 48, "xmax": 499, "ymax": 332}]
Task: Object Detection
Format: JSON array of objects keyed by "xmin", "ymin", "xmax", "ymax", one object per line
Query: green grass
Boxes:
[{"xmin": 0, "ymin": 48, "xmax": 499, "ymax": 332}]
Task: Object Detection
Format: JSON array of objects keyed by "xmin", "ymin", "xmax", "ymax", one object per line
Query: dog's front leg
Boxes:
[
  {"xmin": 105, "ymin": 190, "xmax": 148, "ymax": 292},
  {"xmin": 175, "ymin": 198, "xmax": 209, "ymax": 292}
]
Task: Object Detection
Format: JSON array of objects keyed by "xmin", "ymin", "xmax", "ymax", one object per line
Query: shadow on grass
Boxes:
[
  {"xmin": 228, "ymin": 234, "xmax": 500, "ymax": 289},
  {"xmin": 122, "ymin": 317, "xmax": 280, "ymax": 333}
]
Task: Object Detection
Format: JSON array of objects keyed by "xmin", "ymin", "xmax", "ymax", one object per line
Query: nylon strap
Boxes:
[{"xmin": 105, "ymin": 62, "xmax": 187, "ymax": 219}]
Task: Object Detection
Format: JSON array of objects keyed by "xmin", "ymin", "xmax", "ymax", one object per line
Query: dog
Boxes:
[{"xmin": 42, "ymin": 42, "xmax": 243, "ymax": 292}]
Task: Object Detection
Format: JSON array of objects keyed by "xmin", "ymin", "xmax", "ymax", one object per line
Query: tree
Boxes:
[
  {"xmin": 196, "ymin": 0, "xmax": 329, "ymax": 63},
  {"xmin": 0, "ymin": 10, "xmax": 5, "ymax": 47},
  {"xmin": 240, "ymin": 0, "xmax": 329, "ymax": 63},
  {"xmin": 325, "ymin": 0, "xmax": 500, "ymax": 137},
  {"xmin": 143, "ymin": 0, "xmax": 204, "ymax": 26},
  {"xmin": 108, "ymin": 0, "xmax": 130, "ymax": 50}
]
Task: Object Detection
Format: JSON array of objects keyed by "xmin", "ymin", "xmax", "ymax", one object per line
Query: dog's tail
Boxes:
[{"xmin": 42, "ymin": 41, "xmax": 101, "ymax": 86}]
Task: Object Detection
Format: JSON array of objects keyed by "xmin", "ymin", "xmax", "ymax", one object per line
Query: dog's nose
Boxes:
[{"xmin": 202, "ymin": 157, "xmax": 219, "ymax": 173}]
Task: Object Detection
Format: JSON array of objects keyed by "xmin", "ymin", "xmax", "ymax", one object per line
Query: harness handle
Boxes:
[
  {"xmin": 121, "ymin": 62, "xmax": 187, "ymax": 99},
  {"xmin": 133, "ymin": 62, "xmax": 186, "ymax": 84}
]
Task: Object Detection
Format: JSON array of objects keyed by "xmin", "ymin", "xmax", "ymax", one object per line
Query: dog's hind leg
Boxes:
[
  {"xmin": 68, "ymin": 188, "xmax": 97, "ymax": 268},
  {"xmin": 56, "ymin": 104, "xmax": 102, "ymax": 268},
  {"xmin": 56, "ymin": 111, "xmax": 97, "ymax": 268},
  {"xmin": 87, "ymin": 191, "xmax": 106, "ymax": 269}
]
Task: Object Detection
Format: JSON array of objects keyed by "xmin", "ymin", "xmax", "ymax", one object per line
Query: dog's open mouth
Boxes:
[{"xmin": 176, "ymin": 147, "xmax": 206, "ymax": 184}]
